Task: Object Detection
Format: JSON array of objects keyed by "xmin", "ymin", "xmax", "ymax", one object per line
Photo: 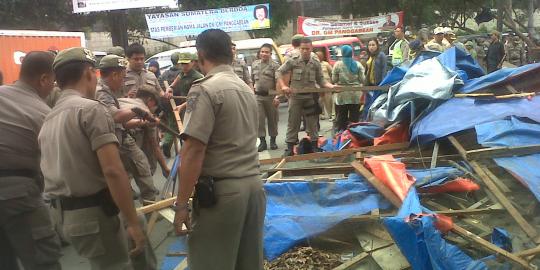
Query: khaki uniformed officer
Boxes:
[
  {"xmin": 252, "ymin": 43, "xmax": 280, "ymax": 152},
  {"xmin": 231, "ymin": 42, "xmax": 254, "ymax": 89},
  {"xmin": 162, "ymin": 53, "xmax": 205, "ymax": 157},
  {"xmin": 123, "ymin": 43, "xmax": 163, "ymax": 98},
  {"xmin": 39, "ymin": 47, "xmax": 146, "ymax": 269},
  {"xmin": 119, "ymin": 87, "xmax": 168, "ymax": 180},
  {"xmin": 96, "ymin": 55, "xmax": 163, "ymax": 203},
  {"xmin": 278, "ymin": 38, "xmax": 336, "ymax": 156},
  {"xmin": 0, "ymin": 51, "xmax": 62, "ymax": 270},
  {"xmin": 173, "ymin": 29, "xmax": 266, "ymax": 270}
]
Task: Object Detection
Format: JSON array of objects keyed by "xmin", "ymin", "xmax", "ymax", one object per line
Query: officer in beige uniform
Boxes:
[
  {"xmin": 96, "ymin": 55, "xmax": 162, "ymax": 203},
  {"xmin": 252, "ymin": 43, "xmax": 280, "ymax": 152},
  {"xmin": 119, "ymin": 86, "xmax": 170, "ymax": 179},
  {"xmin": 39, "ymin": 47, "xmax": 146, "ymax": 269},
  {"xmin": 123, "ymin": 43, "xmax": 163, "ymax": 98},
  {"xmin": 0, "ymin": 51, "xmax": 61, "ymax": 270},
  {"xmin": 278, "ymin": 38, "xmax": 335, "ymax": 156},
  {"xmin": 231, "ymin": 42, "xmax": 253, "ymax": 88},
  {"xmin": 173, "ymin": 29, "xmax": 266, "ymax": 270}
]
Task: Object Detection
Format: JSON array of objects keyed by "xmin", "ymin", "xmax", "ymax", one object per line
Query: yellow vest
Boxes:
[{"xmin": 391, "ymin": 39, "xmax": 404, "ymax": 66}]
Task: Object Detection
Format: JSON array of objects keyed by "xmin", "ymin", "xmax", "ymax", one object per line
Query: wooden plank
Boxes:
[
  {"xmin": 331, "ymin": 252, "xmax": 371, "ymax": 270},
  {"xmin": 146, "ymin": 211, "xmax": 160, "ymax": 235},
  {"xmin": 170, "ymin": 99, "xmax": 184, "ymax": 133},
  {"xmin": 259, "ymin": 142, "xmax": 410, "ymax": 165},
  {"xmin": 452, "ymin": 225, "xmax": 532, "ymax": 269},
  {"xmin": 173, "ymin": 258, "xmax": 188, "ymax": 270},
  {"xmin": 266, "ymin": 164, "xmax": 353, "ymax": 177},
  {"xmin": 467, "ymin": 197, "xmax": 490, "ymax": 210},
  {"xmin": 447, "ymin": 136, "xmax": 468, "ymax": 160},
  {"xmin": 484, "ymin": 168, "xmax": 511, "ymax": 193},
  {"xmin": 430, "ymin": 142, "xmax": 439, "ymax": 169},
  {"xmin": 515, "ymin": 245, "xmax": 540, "ymax": 259},
  {"xmin": 295, "ymin": 85, "xmax": 390, "ymax": 94},
  {"xmin": 345, "ymin": 207, "xmax": 501, "ymax": 223},
  {"xmin": 425, "ymin": 201, "xmax": 491, "ymax": 234},
  {"xmin": 470, "ymin": 161, "xmax": 539, "ymax": 241},
  {"xmin": 467, "ymin": 144, "xmax": 540, "ymax": 160},
  {"xmin": 137, "ymin": 197, "xmax": 176, "ymax": 214},
  {"xmin": 351, "ymin": 161, "xmax": 401, "ymax": 208}
]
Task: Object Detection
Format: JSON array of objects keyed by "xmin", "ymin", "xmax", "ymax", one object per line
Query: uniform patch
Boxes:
[{"xmin": 186, "ymin": 92, "xmax": 201, "ymax": 113}]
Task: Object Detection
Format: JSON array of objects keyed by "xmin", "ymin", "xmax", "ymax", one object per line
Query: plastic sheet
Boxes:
[
  {"xmin": 374, "ymin": 122, "xmax": 409, "ymax": 145},
  {"xmin": 383, "ymin": 189, "xmax": 488, "ymax": 270},
  {"xmin": 369, "ymin": 57, "xmax": 459, "ymax": 127},
  {"xmin": 364, "ymin": 155, "xmax": 415, "ymax": 201},
  {"xmin": 263, "ymin": 174, "xmax": 391, "ymax": 260},
  {"xmin": 411, "ymin": 95, "xmax": 540, "ymax": 144},
  {"xmin": 460, "ymin": 63, "xmax": 540, "ymax": 93},
  {"xmin": 475, "ymin": 116, "xmax": 540, "ymax": 202}
]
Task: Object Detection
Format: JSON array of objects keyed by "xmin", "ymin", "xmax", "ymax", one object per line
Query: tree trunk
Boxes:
[
  {"xmin": 528, "ymin": 0, "xmax": 535, "ymax": 38},
  {"xmin": 109, "ymin": 10, "xmax": 128, "ymax": 49},
  {"xmin": 497, "ymin": 0, "xmax": 504, "ymax": 32}
]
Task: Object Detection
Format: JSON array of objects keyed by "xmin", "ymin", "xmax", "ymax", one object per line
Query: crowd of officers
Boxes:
[
  {"xmin": 383, "ymin": 25, "xmax": 529, "ymax": 74},
  {"xmin": 0, "ymin": 29, "xmax": 271, "ymax": 270}
]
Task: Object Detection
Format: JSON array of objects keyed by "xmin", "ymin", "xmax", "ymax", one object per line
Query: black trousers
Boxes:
[{"xmin": 335, "ymin": 104, "xmax": 360, "ymax": 132}]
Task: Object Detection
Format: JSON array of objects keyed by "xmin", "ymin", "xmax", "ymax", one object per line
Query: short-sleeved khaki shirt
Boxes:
[
  {"xmin": 232, "ymin": 59, "xmax": 252, "ymax": 86},
  {"xmin": 182, "ymin": 65, "xmax": 259, "ymax": 179},
  {"xmin": 0, "ymin": 81, "xmax": 50, "ymax": 172},
  {"xmin": 122, "ymin": 67, "xmax": 163, "ymax": 98},
  {"xmin": 277, "ymin": 54, "xmax": 326, "ymax": 98},
  {"xmin": 251, "ymin": 59, "xmax": 280, "ymax": 96},
  {"xmin": 39, "ymin": 90, "xmax": 119, "ymax": 197}
]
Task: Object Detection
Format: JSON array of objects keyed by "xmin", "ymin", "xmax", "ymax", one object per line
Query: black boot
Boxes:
[
  {"xmin": 283, "ymin": 143, "xmax": 295, "ymax": 157},
  {"xmin": 258, "ymin": 137, "xmax": 267, "ymax": 152},
  {"xmin": 270, "ymin": 137, "xmax": 278, "ymax": 150}
]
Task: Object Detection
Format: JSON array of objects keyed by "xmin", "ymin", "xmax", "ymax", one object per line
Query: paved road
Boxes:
[{"xmin": 60, "ymin": 103, "xmax": 335, "ymax": 269}]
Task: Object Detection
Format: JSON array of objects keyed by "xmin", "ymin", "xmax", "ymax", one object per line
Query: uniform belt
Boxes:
[
  {"xmin": 255, "ymin": 91, "xmax": 269, "ymax": 96},
  {"xmin": 60, "ymin": 189, "xmax": 109, "ymax": 211},
  {"xmin": 0, "ymin": 169, "xmax": 38, "ymax": 178}
]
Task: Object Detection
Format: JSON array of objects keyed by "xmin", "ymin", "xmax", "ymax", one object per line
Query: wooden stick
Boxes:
[
  {"xmin": 171, "ymin": 96, "xmax": 187, "ymax": 100},
  {"xmin": 170, "ymin": 99, "xmax": 184, "ymax": 133},
  {"xmin": 452, "ymin": 225, "xmax": 532, "ymax": 269},
  {"xmin": 467, "ymin": 144, "xmax": 540, "ymax": 159},
  {"xmin": 346, "ymin": 208, "xmax": 501, "ymax": 222},
  {"xmin": 265, "ymin": 164, "xmax": 353, "ymax": 177},
  {"xmin": 448, "ymin": 136, "xmax": 539, "ymax": 242},
  {"xmin": 294, "ymin": 85, "xmax": 390, "ymax": 94},
  {"xmin": 137, "ymin": 197, "xmax": 176, "ymax": 214},
  {"xmin": 515, "ymin": 245, "xmax": 540, "ymax": 259},
  {"xmin": 259, "ymin": 142, "xmax": 409, "ymax": 165},
  {"xmin": 351, "ymin": 161, "xmax": 401, "ymax": 208}
]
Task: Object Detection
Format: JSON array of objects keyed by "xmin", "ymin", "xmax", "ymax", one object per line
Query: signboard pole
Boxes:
[{"xmin": 109, "ymin": 10, "xmax": 129, "ymax": 48}]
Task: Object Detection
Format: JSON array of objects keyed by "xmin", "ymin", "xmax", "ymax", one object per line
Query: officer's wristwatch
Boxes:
[{"xmin": 173, "ymin": 201, "xmax": 190, "ymax": 211}]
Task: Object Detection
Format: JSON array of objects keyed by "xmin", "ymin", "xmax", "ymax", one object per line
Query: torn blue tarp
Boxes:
[
  {"xmin": 408, "ymin": 167, "xmax": 465, "ymax": 188},
  {"xmin": 264, "ymin": 173, "xmax": 390, "ymax": 260},
  {"xmin": 383, "ymin": 189, "xmax": 488, "ymax": 270},
  {"xmin": 369, "ymin": 57, "xmax": 459, "ymax": 127},
  {"xmin": 459, "ymin": 63, "xmax": 540, "ymax": 93},
  {"xmin": 379, "ymin": 47, "xmax": 484, "ymax": 87},
  {"xmin": 475, "ymin": 116, "xmax": 540, "ymax": 202},
  {"xmin": 348, "ymin": 122, "xmax": 385, "ymax": 140},
  {"xmin": 411, "ymin": 95, "xmax": 540, "ymax": 144}
]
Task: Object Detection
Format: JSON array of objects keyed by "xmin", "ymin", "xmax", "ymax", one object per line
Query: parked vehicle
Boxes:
[
  {"xmin": 0, "ymin": 30, "xmax": 86, "ymax": 84},
  {"xmin": 312, "ymin": 37, "xmax": 366, "ymax": 65}
]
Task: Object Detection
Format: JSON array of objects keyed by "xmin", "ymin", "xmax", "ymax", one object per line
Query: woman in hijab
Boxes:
[
  {"xmin": 148, "ymin": 60, "xmax": 161, "ymax": 79},
  {"xmin": 331, "ymin": 45, "xmax": 366, "ymax": 132}
]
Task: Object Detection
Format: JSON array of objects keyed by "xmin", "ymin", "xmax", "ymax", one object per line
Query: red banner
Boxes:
[{"xmin": 298, "ymin": 12, "xmax": 404, "ymax": 37}]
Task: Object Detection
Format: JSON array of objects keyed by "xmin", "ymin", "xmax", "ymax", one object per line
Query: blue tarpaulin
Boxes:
[
  {"xmin": 383, "ymin": 189, "xmax": 488, "ymax": 270},
  {"xmin": 411, "ymin": 95, "xmax": 540, "ymax": 144},
  {"xmin": 475, "ymin": 116, "xmax": 540, "ymax": 202},
  {"xmin": 264, "ymin": 173, "xmax": 390, "ymax": 260},
  {"xmin": 408, "ymin": 167, "xmax": 465, "ymax": 188},
  {"xmin": 460, "ymin": 63, "xmax": 540, "ymax": 93},
  {"xmin": 379, "ymin": 47, "xmax": 485, "ymax": 87}
]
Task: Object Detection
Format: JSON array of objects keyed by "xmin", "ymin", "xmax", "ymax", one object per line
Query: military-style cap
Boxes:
[
  {"xmin": 292, "ymin": 34, "xmax": 304, "ymax": 42},
  {"xmin": 99, "ymin": 54, "xmax": 128, "ymax": 69},
  {"xmin": 434, "ymin": 27, "xmax": 445, "ymax": 35},
  {"xmin": 106, "ymin": 46, "xmax": 125, "ymax": 57},
  {"xmin": 178, "ymin": 53, "xmax": 192, "ymax": 64},
  {"xmin": 53, "ymin": 47, "xmax": 96, "ymax": 71},
  {"xmin": 465, "ymin": 40, "xmax": 474, "ymax": 47},
  {"xmin": 138, "ymin": 85, "xmax": 160, "ymax": 101}
]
